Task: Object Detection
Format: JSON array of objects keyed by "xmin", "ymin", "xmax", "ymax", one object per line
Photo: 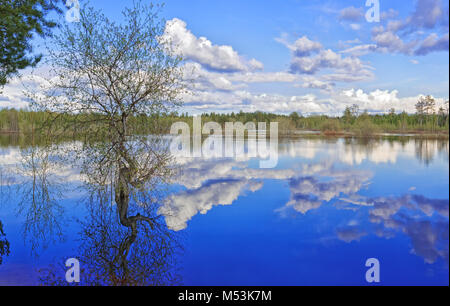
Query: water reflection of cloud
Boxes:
[
  {"xmin": 173, "ymin": 158, "xmax": 296, "ymax": 190},
  {"xmin": 279, "ymin": 138, "xmax": 413, "ymax": 165},
  {"xmin": 356, "ymin": 194, "xmax": 449, "ymax": 265},
  {"xmin": 338, "ymin": 194, "xmax": 373, "ymax": 207},
  {"xmin": 0, "ymin": 147, "xmax": 82, "ymax": 186},
  {"xmin": 160, "ymin": 156, "xmax": 298, "ymax": 230},
  {"xmin": 159, "ymin": 179, "xmax": 263, "ymax": 231},
  {"xmin": 162, "ymin": 153, "xmax": 374, "ymax": 230},
  {"xmin": 369, "ymin": 195, "xmax": 449, "ymax": 220},
  {"xmin": 0, "ymin": 149, "xmax": 21, "ymax": 166},
  {"xmin": 374, "ymin": 213, "xmax": 449, "ymax": 265},
  {"xmin": 160, "ymin": 138, "xmax": 430, "ymax": 230},
  {"xmin": 1, "ymin": 138, "xmax": 448, "ymax": 266},
  {"xmin": 413, "ymin": 195, "xmax": 449, "ymax": 218},
  {"xmin": 278, "ymin": 166, "xmax": 372, "ymax": 215},
  {"xmin": 337, "ymin": 226, "xmax": 367, "ymax": 243},
  {"xmin": 330, "ymin": 192, "xmax": 449, "ymax": 264}
]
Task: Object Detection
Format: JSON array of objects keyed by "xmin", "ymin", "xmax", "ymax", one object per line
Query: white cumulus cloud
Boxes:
[{"xmin": 164, "ymin": 18, "xmax": 263, "ymax": 72}]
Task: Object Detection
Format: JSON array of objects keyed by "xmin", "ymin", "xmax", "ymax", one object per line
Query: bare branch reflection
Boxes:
[
  {"xmin": 0, "ymin": 220, "xmax": 10, "ymax": 266},
  {"xmin": 50, "ymin": 186, "xmax": 181, "ymax": 286},
  {"xmin": 16, "ymin": 145, "xmax": 66, "ymax": 255},
  {"xmin": 37, "ymin": 131, "xmax": 181, "ymax": 285}
]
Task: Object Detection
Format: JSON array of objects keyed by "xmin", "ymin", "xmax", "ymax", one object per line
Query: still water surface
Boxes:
[{"xmin": 0, "ymin": 136, "xmax": 448, "ymax": 285}]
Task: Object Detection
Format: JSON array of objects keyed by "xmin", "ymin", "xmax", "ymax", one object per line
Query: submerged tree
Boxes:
[
  {"xmin": 26, "ymin": 1, "xmax": 185, "ymax": 284},
  {"xmin": 29, "ymin": 0, "xmax": 185, "ymax": 219},
  {"xmin": 31, "ymin": 0, "xmax": 184, "ymax": 137}
]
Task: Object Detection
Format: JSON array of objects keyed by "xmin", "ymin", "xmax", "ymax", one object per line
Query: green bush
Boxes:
[
  {"xmin": 320, "ymin": 119, "xmax": 341, "ymax": 133},
  {"xmin": 351, "ymin": 119, "xmax": 380, "ymax": 137}
]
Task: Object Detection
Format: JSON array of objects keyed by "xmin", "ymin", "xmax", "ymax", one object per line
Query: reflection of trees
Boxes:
[
  {"xmin": 40, "ymin": 185, "xmax": 180, "ymax": 285},
  {"xmin": 0, "ymin": 220, "xmax": 10, "ymax": 266},
  {"xmin": 437, "ymin": 139, "xmax": 449, "ymax": 162},
  {"xmin": 339, "ymin": 138, "xmax": 448, "ymax": 166},
  {"xmin": 413, "ymin": 139, "xmax": 449, "ymax": 165},
  {"xmin": 83, "ymin": 189, "xmax": 180, "ymax": 285},
  {"xmin": 78, "ymin": 136, "xmax": 180, "ymax": 285},
  {"xmin": 29, "ymin": 124, "xmax": 181, "ymax": 284},
  {"xmin": 342, "ymin": 138, "xmax": 392, "ymax": 165},
  {"xmin": 20, "ymin": 1, "xmax": 186, "ymax": 286},
  {"xmin": 415, "ymin": 139, "xmax": 436, "ymax": 166},
  {"xmin": 39, "ymin": 137, "xmax": 181, "ymax": 285},
  {"xmin": 15, "ymin": 145, "xmax": 65, "ymax": 255},
  {"xmin": 1, "ymin": 155, "xmax": 14, "ymax": 265}
]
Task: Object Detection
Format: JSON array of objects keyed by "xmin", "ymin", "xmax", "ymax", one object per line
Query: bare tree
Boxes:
[
  {"xmin": 30, "ymin": 1, "xmax": 185, "ymax": 142},
  {"xmin": 28, "ymin": 1, "xmax": 186, "ymax": 234}
]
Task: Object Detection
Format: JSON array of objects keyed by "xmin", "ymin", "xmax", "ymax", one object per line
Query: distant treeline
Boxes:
[{"xmin": 0, "ymin": 106, "xmax": 449, "ymax": 137}]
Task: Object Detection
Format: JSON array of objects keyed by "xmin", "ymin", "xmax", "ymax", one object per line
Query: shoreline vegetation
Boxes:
[{"xmin": 0, "ymin": 104, "xmax": 448, "ymax": 140}]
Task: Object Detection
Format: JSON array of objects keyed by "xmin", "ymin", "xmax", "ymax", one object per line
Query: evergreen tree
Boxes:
[{"xmin": 0, "ymin": 0, "xmax": 61, "ymax": 88}]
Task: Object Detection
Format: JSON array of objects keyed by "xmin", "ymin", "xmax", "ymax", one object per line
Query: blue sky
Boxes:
[{"xmin": 1, "ymin": 0, "xmax": 449, "ymax": 115}]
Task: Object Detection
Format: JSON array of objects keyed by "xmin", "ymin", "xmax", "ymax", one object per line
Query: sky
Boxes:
[{"xmin": 1, "ymin": 0, "xmax": 449, "ymax": 115}]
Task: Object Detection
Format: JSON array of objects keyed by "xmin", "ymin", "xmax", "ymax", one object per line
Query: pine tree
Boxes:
[{"xmin": 0, "ymin": 0, "xmax": 61, "ymax": 88}]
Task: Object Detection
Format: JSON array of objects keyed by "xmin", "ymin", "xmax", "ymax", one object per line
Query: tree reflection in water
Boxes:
[
  {"xmin": 17, "ymin": 1, "xmax": 186, "ymax": 285},
  {"xmin": 16, "ymin": 145, "xmax": 65, "ymax": 256},
  {"xmin": 0, "ymin": 166, "xmax": 11, "ymax": 266},
  {"xmin": 0, "ymin": 220, "xmax": 10, "ymax": 266},
  {"xmin": 48, "ymin": 187, "xmax": 181, "ymax": 286},
  {"xmin": 35, "ymin": 135, "xmax": 182, "ymax": 285}
]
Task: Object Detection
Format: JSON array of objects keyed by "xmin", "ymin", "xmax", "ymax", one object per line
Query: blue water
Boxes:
[{"xmin": 0, "ymin": 137, "xmax": 448, "ymax": 285}]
